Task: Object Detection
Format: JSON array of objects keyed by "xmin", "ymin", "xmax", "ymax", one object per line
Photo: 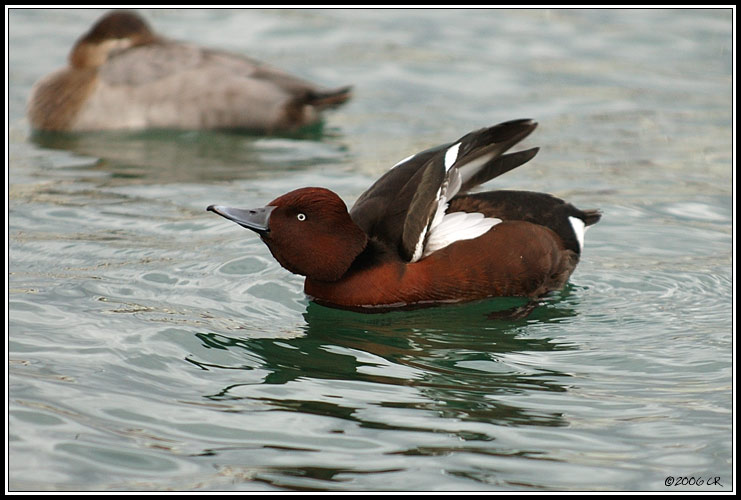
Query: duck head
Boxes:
[
  {"xmin": 208, "ymin": 188, "xmax": 368, "ymax": 282},
  {"xmin": 69, "ymin": 10, "xmax": 158, "ymax": 68}
]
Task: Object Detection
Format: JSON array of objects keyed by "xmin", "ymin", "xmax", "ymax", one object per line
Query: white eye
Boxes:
[{"xmin": 297, "ymin": 213, "xmax": 306, "ymax": 221}]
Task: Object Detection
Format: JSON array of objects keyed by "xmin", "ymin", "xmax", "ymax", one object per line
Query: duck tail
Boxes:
[
  {"xmin": 308, "ymin": 85, "xmax": 353, "ymax": 110},
  {"xmin": 581, "ymin": 209, "xmax": 602, "ymax": 227}
]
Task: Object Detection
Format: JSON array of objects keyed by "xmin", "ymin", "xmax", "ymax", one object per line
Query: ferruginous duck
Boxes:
[
  {"xmin": 28, "ymin": 10, "xmax": 352, "ymax": 133},
  {"xmin": 208, "ymin": 119, "xmax": 601, "ymax": 311}
]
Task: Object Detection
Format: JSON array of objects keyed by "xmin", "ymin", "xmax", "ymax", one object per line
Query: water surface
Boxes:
[{"xmin": 7, "ymin": 8, "xmax": 733, "ymax": 492}]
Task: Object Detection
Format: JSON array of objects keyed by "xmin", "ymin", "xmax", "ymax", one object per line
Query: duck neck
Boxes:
[{"xmin": 303, "ymin": 238, "xmax": 411, "ymax": 308}]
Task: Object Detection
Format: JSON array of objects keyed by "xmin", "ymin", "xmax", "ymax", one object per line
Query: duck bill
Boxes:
[{"xmin": 207, "ymin": 205, "xmax": 275, "ymax": 236}]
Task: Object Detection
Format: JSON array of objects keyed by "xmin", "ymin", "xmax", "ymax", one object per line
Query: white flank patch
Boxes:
[
  {"xmin": 569, "ymin": 216, "xmax": 586, "ymax": 252},
  {"xmin": 444, "ymin": 142, "xmax": 461, "ymax": 171},
  {"xmin": 422, "ymin": 211, "xmax": 501, "ymax": 258}
]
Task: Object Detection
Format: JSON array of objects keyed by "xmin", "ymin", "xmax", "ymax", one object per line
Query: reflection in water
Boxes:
[
  {"xmin": 182, "ymin": 295, "xmax": 583, "ymax": 487},
  {"xmin": 29, "ymin": 126, "xmax": 349, "ymax": 186},
  {"xmin": 184, "ymin": 294, "xmax": 582, "ymax": 486}
]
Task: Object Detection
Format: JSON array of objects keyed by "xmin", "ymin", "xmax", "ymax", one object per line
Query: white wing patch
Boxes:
[
  {"xmin": 422, "ymin": 211, "xmax": 501, "ymax": 259},
  {"xmin": 410, "ymin": 166, "xmax": 465, "ymax": 262},
  {"xmin": 568, "ymin": 216, "xmax": 586, "ymax": 252},
  {"xmin": 444, "ymin": 142, "xmax": 461, "ymax": 170},
  {"xmin": 409, "ymin": 140, "xmax": 502, "ymax": 262},
  {"xmin": 411, "ymin": 222, "xmax": 430, "ymax": 262}
]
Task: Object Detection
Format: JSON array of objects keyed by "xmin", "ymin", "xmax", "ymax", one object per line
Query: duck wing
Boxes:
[{"xmin": 350, "ymin": 119, "xmax": 539, "ymax": 262}]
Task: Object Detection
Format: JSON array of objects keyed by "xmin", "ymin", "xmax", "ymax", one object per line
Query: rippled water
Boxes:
[{"xmin": 7, "ymin": 8, "xmax": 734, "ymax": 492}]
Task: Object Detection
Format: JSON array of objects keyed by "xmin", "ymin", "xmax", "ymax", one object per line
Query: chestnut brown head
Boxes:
[{"xmin": 208, "ymin": 188, "xmax": 368, "ymax": 282}]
